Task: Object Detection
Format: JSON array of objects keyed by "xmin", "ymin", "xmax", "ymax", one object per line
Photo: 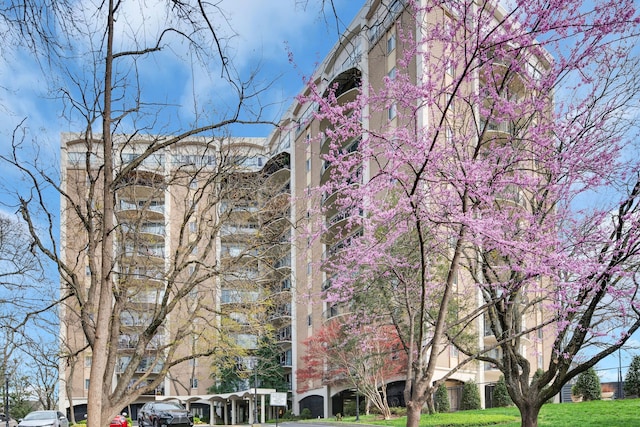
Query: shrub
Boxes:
[
  {"xmin": 342, "ymin": 400, "xmax": 356, "ymax": 416},
  {"xmin": 300, "ymin": 408, "xmax": 312, "ymax": 420},
  {"xmin": 460, "ymin": 380, "xmax": 481, "ymax": 410},
  {"xmin": 389, "ymin": 407, "xmax": 406, "ymax": 416},
  {"xmin": 281, "ymin": 410, "xmax": 294, "ymax": 420},
  {"xmin": 624, "ymin": 355, "xmax": 640, "ymax": 397},
  {"xmin": 493, "ymin": 376, "xmax": 512, "ymax": 407},
  {"xmin": 434, "ymin": 383, "xmax": 450, "ymax": 413},
  {"xmin": 573, "ymin": 368, "xmax": 601, "ymax": 401}
]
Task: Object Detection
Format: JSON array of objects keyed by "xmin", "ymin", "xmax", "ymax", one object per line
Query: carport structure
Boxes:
[{"xmin": 158, "ymin": 388, "xmax": 277, "ymax": 425}]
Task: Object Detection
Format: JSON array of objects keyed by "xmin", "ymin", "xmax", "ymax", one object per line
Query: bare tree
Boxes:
[{"xmin": 0, "ymin": 1, "xmax": 285, "ymax": 426}]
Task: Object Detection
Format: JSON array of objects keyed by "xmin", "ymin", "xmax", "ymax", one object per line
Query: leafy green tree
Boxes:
[
  {"xmin": 460, "ymin": 380, "xmax": 481, "ymax": 410},
  {"xmin": 434, "ymin": 383, "xmax": 450, "ymax": 413},
  {"xmin": 493, "ymin": 376, "xmax": 512, "ymax": 407},
  {"xmin": 573, "ymin": 368, "xmax": 601, "ymax": 401},
  {"xmin": 624, "ymin": 355, "xmax": 640, "ymax": 397},
  {"xmin": 208, "ymin": 356, "xmax": 246, "ymax": 394},
  {"xmin": 256, "ymin": 334, "xmax": 288, "ymax": 392}
]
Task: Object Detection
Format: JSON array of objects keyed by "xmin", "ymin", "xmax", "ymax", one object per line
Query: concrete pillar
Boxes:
[
  {"xmin": 260, "ymin": 394, "xmax": 266, "ymax": 423},
  {"xmin": 209, "ymin": 402, "xmax": 215, "ymax": 426},
  {"xmin": 223, "ymin": 401, "xmax": 229, "ymax": 425}
]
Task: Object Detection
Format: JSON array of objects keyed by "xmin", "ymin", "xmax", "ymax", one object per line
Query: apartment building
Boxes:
[
  {"xmin": 59, "ymin": 0, "xmax": 552, "ymax": 421},
  {"xmin": 59, "ymin": 134, "xmax": 292, "ymax": 422}
]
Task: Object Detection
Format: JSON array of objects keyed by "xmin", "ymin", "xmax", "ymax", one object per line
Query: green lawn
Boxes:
[{"xmin": 329, "ymin": 399, "xmax": 640, "ymax": 427}]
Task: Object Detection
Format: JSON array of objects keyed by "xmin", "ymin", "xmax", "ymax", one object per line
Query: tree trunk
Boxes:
[
  {"xmin": 425, "ymin": 393, "xmax": 435, "ymax": 415},
  {"xmin": 518, "ymin": 400, "xmax": 541, "ymax": 427},
  {"xmin": 87, "ymin": 0, "xmax": 115, "ymax": 425},
  {"xmin": 405, "ymin": 401, "xmax": 422, "ymax": 427}
]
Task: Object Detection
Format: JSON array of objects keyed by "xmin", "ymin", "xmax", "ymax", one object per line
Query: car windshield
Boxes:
[
  {"xmin": 24, "ymin": 412, "xmax": 56, "ymax": 420},
  {"xmin": 154, "ymin": 403, "xmax": 183, "ymax": 411}
]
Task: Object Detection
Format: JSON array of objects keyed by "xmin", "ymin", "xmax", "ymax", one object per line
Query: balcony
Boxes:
[
  {"xmin": 220, "ymin": 223, "xmax": 259, "ymax": 237},
  {"xmin": 269, "ymin": 304, "xmax": 292, "ymax": 321},
  {"xmin": 220, "ymin": 289, "xmax": 261, "ymax": 304},
  {"xmin": 276, "ymin": 326, "xmax": 292, "ymax": 343},
  {"xmin": 121, "ymin": 222, "xmax": 166, "ymax": 243},
  {"xmin": 117, "ymin": 170, "xmax": 165, "ymax": 200},
  {"xmin": 274, "ymin": 256, "xmax": 291, "ymax": 270},
  {"xmin": 279, "ymin": 349, "xmax": 292, "ymax": 367},
  {"xmin": 128, "ymin": 289, "xmax": 165, "ymax": 304},
  {"xmin": 323, "ymin": 304, "xmax": 349, "ymax": 322},
  {"xmin": 122, "ymin": 243, "xmax": 165, "ymax": 260},
  {"xmin": 117, "ymin": 198, "xmax": 165, "ymax": 221},
  {"xmin": 495, "ymin": 184, "xmax": 526, "ymax": 208},
  {"xmin": 116, "ymin": 355, "xmax": 164, "ymax": 374}
]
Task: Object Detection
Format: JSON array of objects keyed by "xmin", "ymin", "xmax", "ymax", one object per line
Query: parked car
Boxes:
[
  {"xmin": 110, "ymin": 413, "xmax": 129, "ymax": 427},
  {"xmin": 137, "ymin": 402, "xmax": 193, "ymax": 427},
  {"xmin": 17, "ymin": 411, "xmax": 68, "ymax": 427},
  {"xmin": 0, "ymin": 413, "xmax": 17, "ymax": 427}
]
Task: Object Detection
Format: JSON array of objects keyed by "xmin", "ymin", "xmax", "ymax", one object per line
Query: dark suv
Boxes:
[{"xmin": 137, "ymin": 402, "xmax": 193, "ymax": 427}]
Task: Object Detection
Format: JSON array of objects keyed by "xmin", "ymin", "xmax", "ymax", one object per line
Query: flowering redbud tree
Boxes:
[
  {"xmin": 301, "ymin": 1, "xmax": 640, "ymax": 426},
  {"xmin": 297, "ymin": 321, "xmax": 406, "ymax": 419}
]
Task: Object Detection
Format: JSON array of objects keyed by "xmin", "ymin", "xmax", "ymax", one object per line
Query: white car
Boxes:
[{"xmin": 18, "ymin": 411, "xmax": 68, "ymax": 427}]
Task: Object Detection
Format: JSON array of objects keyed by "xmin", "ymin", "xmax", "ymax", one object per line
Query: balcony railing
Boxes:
[{"xmin": 118, "ymin": 199, "xmax": 165, "ymax": 215}]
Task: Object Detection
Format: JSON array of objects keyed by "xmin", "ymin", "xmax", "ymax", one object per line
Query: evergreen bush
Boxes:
[
  {"xmin": 573, "ymin": 367, "xmax": 601, "ymax": 401},
  {"xmin": 434, "ymin": 383, "xmax": 450, "ymax": 413},
  {"xmin": 624, "ymin": 355, "xmax": 640, "ymax": 397},
  {"xmin": 460, "ymin": 380, "xmax": 481, "ymax": 410},
  {"xmin": 300, "ymin": 408, "xmax": 312, "ymax": 419},
  {"xmin": 493, "ymin": 376, "xmax": 512, "ymax": 407}
]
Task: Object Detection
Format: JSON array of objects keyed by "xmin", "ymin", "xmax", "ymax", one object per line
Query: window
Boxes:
[
  {"xmin": 85, "ymin": 356, "xmax": 92, "ymax": 367},
  {"xmin": 306, "ymin": 158, "xmax": 311, "ymax": 172},
  {"xmin": 307, "ymin": 262, "xmax": 312, "ymax": 275},
  {"xmin": 446, "ymin": 59, "xmax": 455, "ymax": 77},
  {"xmin": 84, "ymin": 379, "xmax": 90, "ymax": 390},
  {"xmin": 307, "ymin": 315, "xmax": 312, "ymax": 326},
  {"xmin": 190, "ymin": 378, "xmax": 198, "ymax": 388},
  {"xmin": 450, "ymin": 345, "xmax": 459, "ymax": 358},
  {"xmin": 387, "ymin": 33, "xmax": 396, "ymax": 53},
  {"xmin": 388, "ymin": 103, "xmax": 397, "ymax": 120},
  {"xmin": 387, "ymin": 66, "xmax": 397, "ymax": 80},
  {"xmin": 189, "ymin": 179, "xmax": 198, "ymax": 189},
  {"xmin": 446, "ymin": 126, "xmax": 453, "ymax": 145},
  {"xmin": 189, "ymin": 221, "xmax": 197, "ymax": 233},
  {"xmin": 85, "ymin": 265, "xmax": 91, "ymax": 276}
]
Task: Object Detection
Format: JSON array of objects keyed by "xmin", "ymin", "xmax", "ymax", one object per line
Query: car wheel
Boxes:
[{"xmin": 153, "ymin": 419, "xmax": 159, "ymax": 427}]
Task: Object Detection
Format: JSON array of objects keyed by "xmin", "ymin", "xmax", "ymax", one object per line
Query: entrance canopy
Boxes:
[{"xmin": 157, "ymin": 388, "xmax": 278, "ymax": 425}]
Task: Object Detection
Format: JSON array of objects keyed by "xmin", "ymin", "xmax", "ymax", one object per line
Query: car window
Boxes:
[{"xmin": 24, "ymin": 412, "xmax": 55, "ymax": 420}]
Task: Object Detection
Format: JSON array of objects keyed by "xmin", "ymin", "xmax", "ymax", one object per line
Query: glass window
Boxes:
[
  {"xmin": 388, "ymin": 104, "xmax": 397, "ymax": 120},
  {"xmin": 387, "ymin": 33, "xmax": 396, "ymax": 53}
]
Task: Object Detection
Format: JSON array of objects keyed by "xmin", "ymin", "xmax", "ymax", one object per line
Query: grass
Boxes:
[{"xmin": 326, "ymin": 398, "xmax": 640, "ymax": 427}]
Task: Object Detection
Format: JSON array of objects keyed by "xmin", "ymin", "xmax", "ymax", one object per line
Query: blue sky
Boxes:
[{"xmin": 0, "ymin": 0, "xmax": 362, "ymax": 202}]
